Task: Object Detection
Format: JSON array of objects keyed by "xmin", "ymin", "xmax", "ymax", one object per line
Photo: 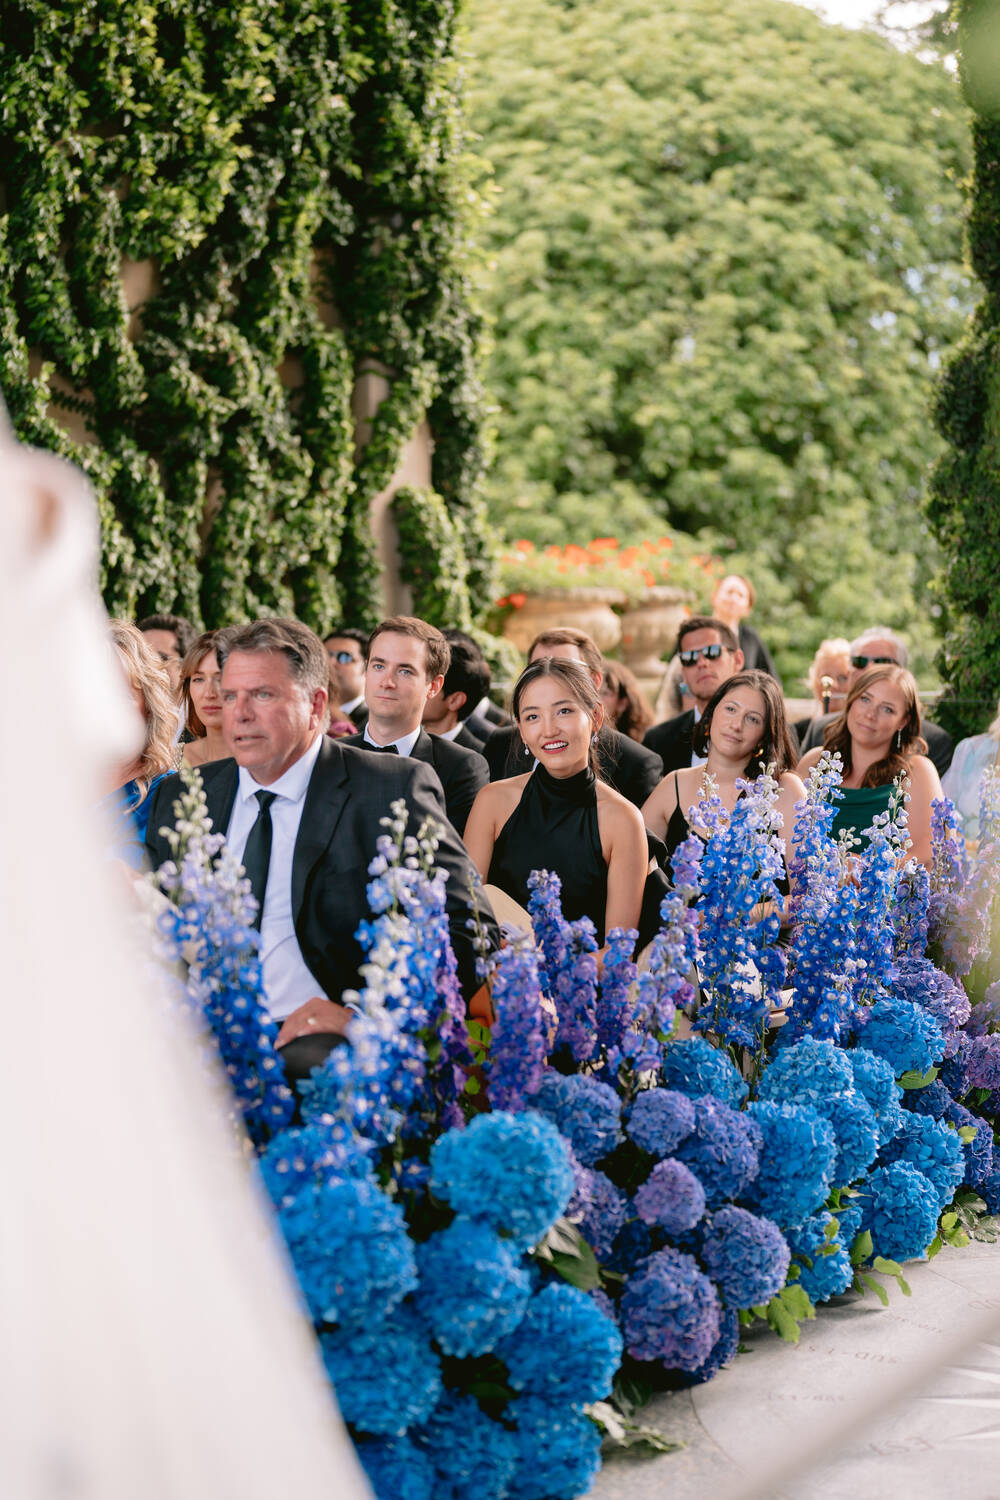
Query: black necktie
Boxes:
[
  {"xmin": 242, "ymin": 790, "xmax": 277, "ymax": 928},
  {"xmin": 368, "ymin": 742, "xmax": 398, "ymax": 753}
]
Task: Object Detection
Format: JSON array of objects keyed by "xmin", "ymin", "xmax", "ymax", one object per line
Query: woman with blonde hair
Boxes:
[
  {"xmin": 180, "ymin": 629, "xmax": 229, "ymax": 767},
  {"xmin": 104, "ymin": 620, "xmax": 179, "ymax": 865},
  {"xmin": 942, "ymin": 697, "xmax": 1000, "ymax": 843}
]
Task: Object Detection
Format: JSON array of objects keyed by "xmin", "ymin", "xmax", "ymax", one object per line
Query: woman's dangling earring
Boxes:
[{"xmin": 894, "ymin": 729, "xmax": 902, "ymax": 751}]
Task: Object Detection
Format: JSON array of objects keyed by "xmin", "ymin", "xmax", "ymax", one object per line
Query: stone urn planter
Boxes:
[
  {"xmin": 619, "ymin": 585, "xmax": 692, "ymax": 696},
  {"xmin": 501, "ymin": 587, "xmax": 625, "ymax": 656}
]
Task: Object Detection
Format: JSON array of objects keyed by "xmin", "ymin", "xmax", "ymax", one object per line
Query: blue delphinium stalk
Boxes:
[
  {"xmin": 149, "ymin": 768, "xmax": 295, "ymax": 1144},
  {"xmin": 930, "ymin": 774, "xmax": 1000, "ymax": 977},
  {"xmin": 699, "ymin": 1206, "xmax": 791, "ymax": 1309},
  {"xmin": 429, "ymin": 1111, "xmax": 574, "ymax": 1250},
  {"xmin": 527, "ymin": 870, "xmax": 599, "ymax": 1063},
  {"xmin": 894, "ymin": 858, "xmax": 931, "ymax": 957},
  {"xmin": 486, "ymin": 937, "xmax": 549, "ymax": 1111},
  {"xmin": 620, "ymin": 1248, "xmax": 722, "ymax": 1371},
  {"xmin": 622, "ymin": 893, "xmax": 700, "ymax": 1075},
  {"xmin": 852, "ymin": 782, "xmax": 909, "ymax": 1008}
]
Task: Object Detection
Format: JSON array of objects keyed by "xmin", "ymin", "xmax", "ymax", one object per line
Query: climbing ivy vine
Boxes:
[{"xmin": 0, "ymin": 0, "xmax": 493, "ymax": 631}]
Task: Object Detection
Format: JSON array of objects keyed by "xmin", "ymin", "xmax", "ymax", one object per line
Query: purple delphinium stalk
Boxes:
[
  {"xmin": 487, "ymin": 937, "xmax": 549, "ymax": 1112},
  {"xmin": 596, "ymin": 926, "xmax": 639, "ymax": 1052},
  {"xmin": 528, "ymin": 870, "xmax": 599, "ymax": 1063}
]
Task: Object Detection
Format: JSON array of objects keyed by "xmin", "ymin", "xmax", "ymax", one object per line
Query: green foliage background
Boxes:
[
  {"xmin": 928, "ymin": 0, "xmax": 1000, "ymax": 738},
  {"xmin": 0, "ymin": 0, "xmax": 495, "ymax": 632},
  {"xmin": 464, "ymin": 0, "xmax": 974, "ymax": 685}
]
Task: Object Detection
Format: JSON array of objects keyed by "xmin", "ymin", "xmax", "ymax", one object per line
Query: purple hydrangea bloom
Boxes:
[
  {"xmin": 856, "ymin": 1161, "xmax": 940, "ymax": 1262},
  {"xmin": 680, "ymin": 1307, "xmax": 740, "ymax": 1386},
  {"xmin": 700, "ymin": 1205, "xmax": 791, "ymax": 1309},
  {"xmin": 673, "ymin": 1095, "xmax": 761, "ymax": 1207},
  {"xmin": 879, "ymin": 1113, "xmax": 966, "ymax": 1211},
  {"xmin": 786, "ymin": 1211, "xmax": 854, "ymax": 1304},
  {"xmin": 621, "ymin": 1248, "xmax": 723, "ymax": 1371},
  {"xmin": 634, "ymin": 1159, "xmax": 707, "ymax": 1234},
  {"xmin": 661, "ymin": 1037, "xmax": 749, "ymax": 1109},
  {"xmin": 744, "ymin": 1102, "xmax": 837, "ymax": 1228},
  {"xmin": 948, "ymin": 1103, "xmax": 995, "ymax": 1188},
  {"xmin": 527, "ymin": 1070, "xmax": 622, "ymax": 1166},
  {"xmin": 980, "ymin": 1169, "xmax": 1000, "ymax": 1215},
  {"xmin": 569, "ymin": 1165, "xmax": 628, "ymax": 1258},
  {"xmin": 902, "ymin": 1079, "xmax": 953, "ymax": 1120},
  {"xmin": 496, "ymin": 1282, "xmax": 623, "ymax": 1404},
  {"xmin": 854, "ymin": 995, "xmax": 944, "ymax": 1078},
  {"xmin": 848, "ymin": 1048, "xmax": 904, "ymax": 1147},
  {"xmin": 893, "ymin": 955, "xmax": 971, "ymax": 1051},
  {"xmin": 605, "ymin": 1215, "xmax": 656, "ymax": 1275},
  {"xmin": 626, "ymin": 1088, "xmax": 696, "ymax": 1156},
  {"xmin": 429, "ymin": 1110, "xmax": 574, "ymax": 1249},
  {"xmin": 414, "ymin": 1219, "xmax": 530, "ymax": 1357}
]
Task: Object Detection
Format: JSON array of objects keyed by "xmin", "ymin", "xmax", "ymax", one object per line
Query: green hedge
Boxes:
[{"xmin": 0, "ymin": 0, "xmax": 493, "ymax": 632}]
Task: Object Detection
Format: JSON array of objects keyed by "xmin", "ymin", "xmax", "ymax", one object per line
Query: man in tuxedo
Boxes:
[
  {"xmin": 323, "ymin": 626, "xmax": 369, "ymax": 728},
  {"xmin": 642, "ymin": 616, "xmax": 744, "ymax": 772},
  {"xmin": 341, "ymin": 616, "xmax": 489, "ymax": 835},
  {"xmin": 442, "ymin": 628, "xmax": 507, "ymax": 743},
  {"xmin": 422, "ymin": 636, "xmax": 491, "ymax": 752},
  {"xmin": 145, "ymin": 619, "xmax": 497, "ymax": 1076},
  {"xmin": 482, "ymin": 626, "xmax": 663, "ymax": 809},
  {"xmin": 797, "ymin": 626, "xmax": 953, "ymax": 775}
]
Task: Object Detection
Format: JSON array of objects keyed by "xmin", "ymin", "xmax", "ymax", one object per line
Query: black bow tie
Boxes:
[{"xmin": 367, "ymin": 742, "xmax": 398, "ymax": 753}]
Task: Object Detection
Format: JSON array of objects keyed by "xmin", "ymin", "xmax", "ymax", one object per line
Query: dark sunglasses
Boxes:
[
  {"xmin": 679, "ymin": 643, "xmax": 725, "ymax": 666},
  {"xmin": 851, "ymin": 654, "xmax": 897, "ymax": 669},
  {"xmin": 330, "ymin": 649, "xmax": 360, "ymax": 664}
]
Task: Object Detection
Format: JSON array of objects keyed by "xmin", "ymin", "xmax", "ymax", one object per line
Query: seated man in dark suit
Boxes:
[
  {"xmin": 442, "ymin": 628, "xmax": 509, "ymax": 743},
  {"xmin": 797, "ymin": 626, "xmax": 953, "ymax": 776},
  {"xmin": 145, "ymin": 619, "xmax": 498, "ymax": 1079},
  {"xmin": 341, "ymin": 616, "xmax": 489, "ymax": 836},
  {"xmin": 643, "ymin": 616, "xmax": 745, "ymax": 772},
  {"xmin": 323, "ymin": 625, "xmax": 369, "ymax": 728},
  {"xmin": 422, "ymin": 636, "xmax": 491, "ymax": 753},
  {"xmin": 483, "ymin": 626, "xmax": 663, "ymax": 808}
]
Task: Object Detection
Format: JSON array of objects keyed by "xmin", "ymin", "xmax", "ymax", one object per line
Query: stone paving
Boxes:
[{"xmin": 592, "ymin": 1239, "xmax": 1000, "ymax": 1499}]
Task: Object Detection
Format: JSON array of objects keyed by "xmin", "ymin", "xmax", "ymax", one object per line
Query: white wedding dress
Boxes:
[{"xmin": 0, "ymin": 421, "xmax": 370, "ymax": 1499}]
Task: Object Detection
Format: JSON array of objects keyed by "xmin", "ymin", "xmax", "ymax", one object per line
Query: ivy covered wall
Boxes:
[{"xmin": 0, "ymin": 0, "xmax": 495, "ymax": 631}]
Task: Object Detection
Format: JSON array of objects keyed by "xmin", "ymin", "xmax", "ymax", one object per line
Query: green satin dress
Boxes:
[{"xmin": 829, "ymin": 783, "xmax": 895, "ymax": 850}]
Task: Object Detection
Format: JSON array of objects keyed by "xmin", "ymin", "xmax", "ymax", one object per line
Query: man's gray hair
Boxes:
[
  {"xmin": 216, "ymin": 618, "xmax": 329, "ymax": 695},
  {"xmin": 850, "ymin": 626, "xmax": 908, "ymax": 668}
]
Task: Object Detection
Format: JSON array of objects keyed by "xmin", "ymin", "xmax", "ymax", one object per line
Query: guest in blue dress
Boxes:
[{"xmin": 102, "ymin": 621, "xmax": 180, "ymax": 868}]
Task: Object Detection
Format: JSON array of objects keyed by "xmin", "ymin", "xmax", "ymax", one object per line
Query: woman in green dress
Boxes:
[{"xmin": 796, "ymin": 664, "xmax": 941, "ymax": 869}]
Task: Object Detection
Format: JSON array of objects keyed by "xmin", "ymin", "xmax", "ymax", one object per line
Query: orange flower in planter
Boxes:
[
  {"xmin": 509, "ymin": 592, "xmax": 527, "ymax": 608},
  {"xmin": 514, "ymin": 539, "xmax": 534, "ymax": 553}
]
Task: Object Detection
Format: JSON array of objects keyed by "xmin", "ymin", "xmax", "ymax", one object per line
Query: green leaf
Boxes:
[
  {"xmin": 533, "ymin": 1218, "xmax": 601, "ymax": 1291},
  {"xmin": 958, "ymin": 1125, "xmax": 978, "ymax": 1142},
  {"xmin": 858, "ymin": 1274, "xmax": 889, "ymax": 1307},
  {"xmin": 926, "ymin": 1233, "xmax": 943, "ymax": 1260},
  {"xmin": 766, "ymin": 1298, "xmax": 802, "ymax": 1344},
  {"xmin": 463, "ymin": 1075, "xmax": 481, "ymax": 1095},
  {"xmin": 778, "ymin": 1283, "xmax": 816, "ymax": 1322},
  {"xmin": 897, "ymin": 1066, "xmax": 940, "ymax": 1090},
  {"xmin": 610, "ymin": 1372, "xmax": 654, "ymax": 1418},
  {"xmin": 850, "ymin": 1229, "xmax": 873, "ymax": 1267},
  {"xmin": 587, "ymin": 1402, "xmax": 682, "ymax": 1455}
]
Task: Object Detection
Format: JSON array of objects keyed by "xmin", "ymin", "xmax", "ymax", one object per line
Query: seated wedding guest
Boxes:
[
  {"xmin": 483, "ymin": 626, "xmax": 663, "ymax": 809},
  {"xmin": 442, "ymin": 627, "xmax": 508, "ymax": 740},
  {"xmin": 942, "ymin": 697, "xmax": 1000, "ymax": 844},
  {"xmin": 464, "ymin": 657, "xmax": 648, "ymax": 949},
  {"xmin": 797, "ymin": 627, "xmax": 953, "ymax": 777},
  {"xmin": 422, "ymin": 636, "xmax": 491, "ymax": 752},
  {"xmin": 797, "ymin": 664, "xmax": 941, "ymax": 867},
  {"xmin": 104, "ymin": 621, "xmax": 180, "ymax": 866},
  {"xmin": 180, "ymin": 630, "xmax": 229, "ymax": 768},
  {"xmin": 137, "ymin": 612, "xmax": 197, "ymax": 698},
  {"xmin": 711, "ymin": 573, "xmax": 780, "ymax": 682},
  {"xmin": 601, "ymin": 659, "xmax": 655, "ymax": 743},
  {"xmin": 146, "ymin": 619, "xmax": 498, "ymax": 1079},
  {"xmin": 643, "ymin": 616, "xmax": 744, "ymax": 771},
  {"xmin": 792, "ymin": 637, "xmax": 852, "ymax": 743},
  {"xmin": 643, "ymin": 670, "xmax": 804, "ymax": 870},
  {"xmin": 323, "ymin": 625, "xmax": 369, "ymax": 728},
  {"xmin": 341, "ymin": 616, "xmax": 488, "ymax": 835}
]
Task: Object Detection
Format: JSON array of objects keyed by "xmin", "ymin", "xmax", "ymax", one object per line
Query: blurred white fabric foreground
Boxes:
[{"xmin": 0, "ymin": 425, "xmax": 370, "ymax": 1500}]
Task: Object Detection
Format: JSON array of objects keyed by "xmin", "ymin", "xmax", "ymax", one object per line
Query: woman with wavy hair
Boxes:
[
  {"xmin": 796, "ymin": 663, "xmax": 941, "ymax": 867},
  {"xmin": 104, "ymin": 620, "xmax": 179, "ymax": 865}
]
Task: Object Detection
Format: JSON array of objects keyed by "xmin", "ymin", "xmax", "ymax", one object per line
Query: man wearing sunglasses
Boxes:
[
  {"xmin": 797, "ymin": 627, "xmax": 953, "ymax": 775},
  {"xmin": 324, "ymin": 626, "xmax": 369, "ymax": 729},
  {"xmin": 642, "ymin": 615, "xmax": 745, "ymax": 772}
]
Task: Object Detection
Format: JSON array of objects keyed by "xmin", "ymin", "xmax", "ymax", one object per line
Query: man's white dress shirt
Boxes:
[{"xmin": 363, "ymin": 725, "xmax": 422, "ymax": 757}]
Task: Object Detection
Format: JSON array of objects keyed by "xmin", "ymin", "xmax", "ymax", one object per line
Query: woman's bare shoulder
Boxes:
[
  {"xmin": 596, "ymin": 781, "xmax": 646, "ymax": 836},
  {"xmin": 907, "ymin": 754, "xmax": 942, "ymax": 790}
]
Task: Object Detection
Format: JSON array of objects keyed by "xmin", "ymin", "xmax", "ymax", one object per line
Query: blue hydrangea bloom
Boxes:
[
  {"xmin": 744, "ymin": 1102, "xmax": 837, "ymax": 1228},
  {"xmin": 571, "ymin": 1165, "xmax": 628, "ymax": 1258},
  {"xmin": 700, "ymin": 1206, "xmax": 791, "ymax": 1309},
  {"xmin": 605, "ymin": 1215, "xmax": 656, "ymax": 1275},
  {"xmin": 857, "ymin": 1161, "xmax": 940, "ymax": 1262},
  {"xmin": 820, "ymin": 1091, "xmax": 881, "ymax": 1186},
  {"xmin": 319, "ymin": 1305, "xmax": 441, "ymax": 1435},
  {"xmin": 419, "ymin": 1392, "xmax": 519, "ymax": 1500},
  {"xmin": 496, "ymin": 1282, "xmax": 623, "ymax": 1404},
  {"xmin": 980, "ymin": 1168, "xmax": 1000, "ymax": 1215},
  {"xmin": 356, "ymin": 1435, "xmax": 435, "ymax": 1500},
  {"xmin": 879, "ymin": 1113, "xmax": 965, "ymax": 1211},
  {"xmin": 758, "ymin": 1036, "xmax": 855, "ymax": 1107},
  {"xmin": 854, "ymin": 995, "xmax": 944, "ymax": 1078},
  {"xmin": 661, "ymin": 1037, "xmax": 749, "ymax": 1108},
  {"xmin": 673, "ymin": 1096, "xmax": 761, "ymax": 1206},
  {"xmin": 626, "ymin": 1088, "xmax": 696, "ymax": 1156},
  {"xmin": 903, "ymin": 1079, "xmax": 952, "ymax": 1119},
  {"xmin": 527, "ymin": 1070, "xmax": 622, "ymax": 1166},
  {"xmin": 848, "ymin": 1048, "xmax": 904, "ymax": 1147},
  {"xmin": 278, "ymin": 1175, "xmax": 416, "ymax": 1328},
  {"xmin": 508, "ymin": 1396, "xmax": 604, "ymax": 1500},
  {"xmin": 621, "ymin": 1248, "xmax": 722, "ymax": 1371},
  {"xmin": 634, "ymin": 1159, "xmax": 706, "ymax": 1234},
  {"xmin": 786, "ymin": 1212, "xmax": 854, "ymax": 1304},
  {"xmin": 414, "ymin": 1218, "xmax": 530, "ymax": 1356},
  {"xmin": 680, "ymin": 1307, "xmax": 740, "ymax": 1386},
  {"xmin": 837, "ymin": 1200, "xmax": 865, "ymax": 1251},
  {"xmin": 893, "ymin": 955, "xmax": 971, "ymax": 1043},
  {"xmin": 429, "ymin": 1110, "xmax": 573, "ymax": 1249},
  {"xmin": 949, "ymin": 1103, "xmax": 995, "ymax": 1188}
]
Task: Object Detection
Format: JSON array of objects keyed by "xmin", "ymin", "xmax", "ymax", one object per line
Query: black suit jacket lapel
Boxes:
[
  {"xmin": 291, "ymin": 739, "xmax": 351, "ymax": 916},
  {"xmin": 409, "ymin": 728, "xmax": 436, "ymax": 769},
  {"xmin": 203, "ymin": 761, "xmax": 239, "ymax": 838}
]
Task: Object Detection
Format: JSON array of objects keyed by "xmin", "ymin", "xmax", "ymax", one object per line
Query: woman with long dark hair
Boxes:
[
  {"xmin": 600, "ymin": 659, "xmax": 655, "ymax": 743},
  {"xmin": 796, "ymin": 664, "xmax": 941, "ymax": 867},
  {"xmin": 463, "ymin": 657, "xmax": 648, "ymax": 948},
  {"xmin": 180, "ymin": 630, "xmax": 229, "ymax": 768},
  {"xmin": 642, "ymin": 669, "xmax": 805, "ymax": 867}
]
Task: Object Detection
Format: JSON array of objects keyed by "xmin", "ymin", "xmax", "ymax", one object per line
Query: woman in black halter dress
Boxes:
[{"xmin": 464, "ymin": 658, "xmax": 648, "ymax": 951}]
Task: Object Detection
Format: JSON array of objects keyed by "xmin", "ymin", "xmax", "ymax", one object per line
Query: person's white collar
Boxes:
[
  {"xmin": 236, "ymin": 731, "xmax": 322, "ymax": 806},
  {"xmin": 363, "ymin": 724, "xmax": 422, "ymax": 757},
  {"xmin": 437, "ymin": 723, "xmax": 463, "ymax": 742},
  {"xmin": 340, "ymin": 692, "xmax": 365, "ymax": 715}
]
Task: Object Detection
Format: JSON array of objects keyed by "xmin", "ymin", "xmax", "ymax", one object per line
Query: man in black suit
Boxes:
[
  {"xmin": 422, "ymin": 637, "xmax": 491, "ymax": 753},
  {"xmin": 323, "ymin": 625, "xmax": 369, "ymax": 729},
  {"xmin": 341, "ymin": 616, "xmax": 489, "ymax": 835},
  {"xmin": 483, "ymin": 626, "xmax": 663, "ymax": 809},
  {"xmin": 797, "ymin": 627, "xmax": 953, "ymax": 776},
  {"xmin": 643, "ymin": 616, "xmax": 745, "ymax": 773},
  {"xmin": 145, "ymin": 619, "xmax": 497, "ymax": 1075},
  {"xmin": 441, "ymin": 627, "xmax": 508, "ymax": 744}
]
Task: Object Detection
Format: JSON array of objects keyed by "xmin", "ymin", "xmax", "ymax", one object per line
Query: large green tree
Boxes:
[{"xmin": 465, "ymin": 0, "xmax": 972, "ymax": 682}]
